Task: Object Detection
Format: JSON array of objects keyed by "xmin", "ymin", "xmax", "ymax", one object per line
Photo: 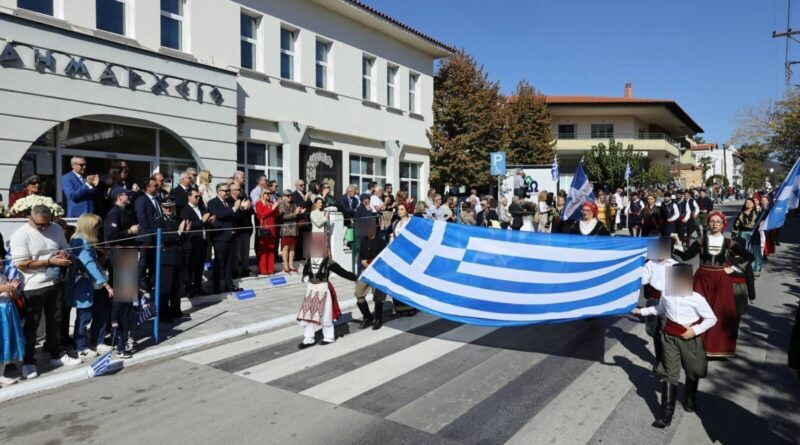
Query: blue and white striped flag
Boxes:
[
  {"xmin": 562, "ymin": 160, "xmax": 595, "ymax": 221},
  {"xmin": 361, "ymin": 218, "xmax": 648, "ymax": 327},
  {"xmin": 761, "ymin": 157, "xmax": 800, "ymax": 231},
  {"xmin": 88, "ymin": 351, "xmax": 112, "ymax": 377},
  {"xmin": 624, "ymin": 163, "xmax": 631, "ymax": 181},
  {"xmin": 551, "ymin": 156, "xmax": 559, "ymax": 182}
]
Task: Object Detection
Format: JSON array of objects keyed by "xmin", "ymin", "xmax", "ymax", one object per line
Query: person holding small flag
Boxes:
[{"xmin": 569, "ymin": 202, "xmax": 610, "ymax": 236}]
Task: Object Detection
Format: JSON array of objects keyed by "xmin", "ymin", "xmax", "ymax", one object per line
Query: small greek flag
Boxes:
[
  {"xmin": 88, "ymin": 351, "xmax": 112, "ymax": 377},
  {"xmin": 563, "ymin": 160, "xmax": 596, "ymax": 220},
  {"xmin": 551, "ymin": 156, "xmax": 559, "ymax": 182},
  {"xmin": 761, "ymin": 157, "xmax": 800, "ymax": 231},
  {"xmin": 624, "ymin": 163, "xmax": 631, "ymax": 181}
]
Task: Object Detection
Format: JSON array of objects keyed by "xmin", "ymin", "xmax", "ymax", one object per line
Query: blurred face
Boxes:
[
  {"xmin": 30, "ymin": 214, "xmax": 51, "ymax": 231},
  {"xmin": 230, "ymin": 185, "xmax": 241, "ymax": 199},
  {"xmin": 385, "ymin": 185, "xmax": 392, "ymax": 194},
  {"xmin": 189, "ymin": 191, "xmax": 201, "ymax": 205},
  {"xmin": 296, "ymin": 181, "xmax": 305, "ymax": 191},
  {"xmin": 435, "ymin": 196, "xmax": 442, "ymax": 206},
  {"xmin": 398, "ymin": 205, "xmax": 408, "ymax": 218},
  {"xmin": 314, "ymin": 199, "xmax": 323, "ymax": 210},
  {"xmin": 557, "ymin": 196, "xmax": 564, "ymax": 206},
  {"xmin": 598, "ymin": 192, "xmax": 605, "ymax": 203},
  {"xmin": 145, "ymin": 180, "xmax": 157, "ymax": 195},
  {"xmin": 154, "ymin": 174, "xmax": 164, "ymax": 188},
  {"xmin": 744, "ymin": 199, "xmax": 754, "ymax": 210},
  {"xmin": 217, "ymin": 185, "xmax": 230, "ymax": 199},
  {"xmin": 26, "ymin": 180, "xmax": 40, "ymax": 194},
  {"xmin": 269, "ymin": 181, "xmax": 277, "ymax": 192},
  {"xmin": 259, "ymin": 177, "xmax": 268, "ymax": 188},
  {"xmin": 118, "ymin": 193, "xmax": 130, "ymax": 206},
  {"xmin": 72, "ymin": 158, "xmax": 86, "ymax": 174},
  {"xmin": 647, "ymin": 196, "xmax": 655, "ymax": 206},
  {"xmin": 760, "ymin": 197, "xmax": 769, "ymax": 207},
  {"xmin": 162, "ymin": 206, "xmax": 174, "ymax": 216},
  {"xmin": 581, "ymin": 206, "xmax": 594, "ymax": 221}
]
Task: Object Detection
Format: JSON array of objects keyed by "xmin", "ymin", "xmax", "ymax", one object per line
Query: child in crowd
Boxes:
[
  {"xmin": 641, "ymin": 237, "xmax": 678, "ymax": 367},
  {"xmin": 0, "ymin": 274, "xmax": 25, "ymax": 387},
  {"xmin": 633, "ymin": 264, "xmax": 717, "ymax": 428}
]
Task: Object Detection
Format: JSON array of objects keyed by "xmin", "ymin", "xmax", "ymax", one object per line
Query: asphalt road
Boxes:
[{"xmin": 1, "ymin": 203, "xmax": 798, "ymax": 445}]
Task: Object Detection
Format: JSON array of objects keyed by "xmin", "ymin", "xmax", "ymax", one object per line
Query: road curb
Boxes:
[{"xmin": 0, "ymin": 298, "xmax": 362, "ymax": 404}]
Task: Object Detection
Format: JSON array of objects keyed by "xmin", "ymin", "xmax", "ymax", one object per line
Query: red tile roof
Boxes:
[
  {"xmin": 346, "ymin": 1, "xmax": 456, "ymax": 54},
  {"xmin": 689, "ymin": 143, "xmax": 718, "ymax": 151},
  {"xmin": 544, "ymin": 95, "xmax": 704, "ymax": 133}
]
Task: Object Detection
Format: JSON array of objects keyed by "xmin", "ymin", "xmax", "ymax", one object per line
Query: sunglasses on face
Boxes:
[
  {"xmin": 75, "ymin": 163, "xmax": 86, "ymax": 167},
  {"xmin": 220, "ymin": 189, "xmax": 230, "ymax": 192}
]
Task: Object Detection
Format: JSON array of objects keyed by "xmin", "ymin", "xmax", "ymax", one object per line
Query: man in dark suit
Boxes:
[
  {"xmin": 339, "ymin": 184, "xmax": 359, "ymax": 226},
  {"xmin": 292, "ymin": 179, "xmax": 308, "ymax": 209},
  {"xmin": 152, "ymin": 197, "xmax": 190, "ymax": 322},
  {"xmin": 206, "ymin": 183, "xmax": 242, "ymax": 293},
  {"xmin": 134, "ymin": 178, "xmax": 162, "ymax": 293},
  {"xmin": 229, "ymin": 183, "xmax": 254, "ymax": 278},
  {"xmin": 171, "ymin": 171, "xmax": 194, "ymax": 215},
  {"xmin": 180, "ymin": 189, "xmax": 209, "ymax": 298},
  {"xmin": 61, "ymin": 156, "xmax": 99, "ymax": 217}
]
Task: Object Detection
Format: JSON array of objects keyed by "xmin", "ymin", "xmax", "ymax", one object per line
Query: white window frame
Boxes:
[
  {"xmin": 386, "ymin": 64, "xmax": 398, "ymax": 108},
  {"xmin": 280, "ymin": 27, "xmax": 297, "ymax": 81},
  {"xmin": 18, "ymin": 0, "xmax": 64, "ymax": 18},
  {"xmin": 237, "ymin": 141, "xmax": 284, "ymax": 192},
  {"xmin": 362, "ymin": 55, "xmax": 375, "ymax": 101},
  {"xmin": 315, "ymin": 38, "xmax": 331, "ymax": 90},
  {"xmin": 96, "ymin": 0, "xmax": 129, "ymax": 36},
  {"xmin": 399, "ymin": 161, "xmax": 421, "ymax": 199},
  {"xmin": 160, "ymin": 0, "xmax": 188, "ymax": 52},
  {"xmin": 240, "ymin": 12, "xmax": 259, "ymax": 70},
  {"xmin": 408, "ymin": 72, "xmax": 420, "ymax": 113},
  {"xmin": 349, "ymin": 155, "xmax": 386, "ymax": 194}
]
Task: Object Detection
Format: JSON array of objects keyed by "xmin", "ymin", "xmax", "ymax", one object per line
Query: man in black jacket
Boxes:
[
  {"xmin": 339, "ymin": 184, "xmax": 359, "ymax": 227},
  {"xmin": 508, "ymin": 195, "xmax": 524, "ymax": 230},
  {"xmin": 206, "ymin": 183, "xmax": 242, "ymax": 293},
  {"xmin": 170, "ymin": 171, "xmax": 194, "ymax": 215},
  {"xmin": 134, "ymin": 178, "xmax": 162, "ymax": 294},
  {"xmin": 181, "ymin": 189, "xmax": 210, "ymax": 298},
  {"xmin": 152, "ymin": 197, "xmax": 189, "ymax": 322},
  {"xmin": 229, "ymin": 182, "xmax": 254, "ymax": 278}
]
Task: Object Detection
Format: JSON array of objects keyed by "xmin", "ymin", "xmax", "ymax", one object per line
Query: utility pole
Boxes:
[
  {"xmin": 722, "ymin": 143, "xmax": 728, "ymax": 186},
  {"xmin": 773, "ymin": 0, "xmax": 800, "ymax": 85}
]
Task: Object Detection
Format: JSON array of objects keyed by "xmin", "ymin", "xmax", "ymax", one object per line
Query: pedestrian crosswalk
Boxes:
[{"xmin": 179, "ymin": 311, "xmax": 684, "ymax": 444}]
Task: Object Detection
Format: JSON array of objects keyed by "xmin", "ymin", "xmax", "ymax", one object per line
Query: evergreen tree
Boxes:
[
  {"xmin": 583, "ymin": 138, "xmax": 643, "ymax": 190},
  {"xmin": 428, "ymin": 51, "xmax": 506, "ymax": 191},
  {"xmin": 505, "ymin": 80, "xmax": 555, "ymax": 165}
]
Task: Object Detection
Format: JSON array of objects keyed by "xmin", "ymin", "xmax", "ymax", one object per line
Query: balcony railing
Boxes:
[{"xmin": 555, "ymin": 133, "xmax": 682, "ymax": 148}]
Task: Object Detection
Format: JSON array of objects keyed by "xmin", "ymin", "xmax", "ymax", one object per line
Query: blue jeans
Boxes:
[
  {"xmin": 90, "ymin": 289, "xmax": 112, "ymax": 348},
  {"xmin": 73, "ymin": 307, "xmax": 93, "ymax": 351}
]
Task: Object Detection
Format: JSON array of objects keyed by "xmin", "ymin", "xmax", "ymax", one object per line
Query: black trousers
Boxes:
[
  {"xmin": 22, "ymin": 285, "xmax": 63, "ymax": 364},
  {"xmin": 159, "ymin": 263, "xmax": 185, "ymax": 316},
  {"xmin": 138, "ymin": 247, "xmax": 155, "ymax": 293},
  {"xmin": 185, "ymin": 239, "xmax": 206, "ymax": 293},
  {"xmin": 212, "ymin": 240, "xmax": 233, "ymax": 292}
]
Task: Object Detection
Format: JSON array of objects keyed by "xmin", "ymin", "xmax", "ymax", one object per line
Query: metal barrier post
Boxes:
[{"xmin": 153, "ymin": 228, "xmax": 162, "ymax": 344}]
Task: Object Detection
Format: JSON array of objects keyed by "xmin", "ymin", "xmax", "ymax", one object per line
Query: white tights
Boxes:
[{"xmin": 302, "ymin": 293, "xmax": 334, "ymax": 344}]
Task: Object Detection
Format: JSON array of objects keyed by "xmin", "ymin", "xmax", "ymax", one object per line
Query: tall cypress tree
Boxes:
[
  {"xmin": 506, "ymin": 80, "xmax": 555, "ymax": 165},
  {"xmin": 428, "ymin": 51, "xmax": 506, "ymax": 191}
]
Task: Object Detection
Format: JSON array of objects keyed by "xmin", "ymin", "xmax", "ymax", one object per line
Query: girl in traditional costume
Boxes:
[{"xmin": 673, "ymin": 211, "xmax": 754, "ymax": 357}]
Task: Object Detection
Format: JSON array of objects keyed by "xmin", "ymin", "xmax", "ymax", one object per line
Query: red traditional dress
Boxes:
[
  {"xmin": 675, "ymin": 233, "xmax": 754, "ymax": 357},
  {"xmin": 296, "ymin": 257, "xmax": 357, "ymax": 348}
]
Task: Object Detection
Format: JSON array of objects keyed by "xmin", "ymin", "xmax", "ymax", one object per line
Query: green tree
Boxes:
[
  {"xmin": 505, "ymin": 80, "xmax": 555, "ymax": 165},
  {"xmin": 770, "ymin": 90, "xmax": 800, "ymax": 169},
  {"xmin": 692, "ymin": 135, "xmax": 706, "ymax": 144},
  {"xmin": 697, "ymin": 155, "xmax": 713, "ymax": 182},
  {"xmin": 637, "ymin": 164, "xmax": 672, "ymax": 187},
  {"xmin": 428, "ymin": 51, "xmax": 506, "ymax": 191},
  {"xmin": 583, "ymin": 138, "xmax": 643, "ymax": 189},
  {"xmin": 737, "ymin": 143, "xmax": 768, "ymax": 189}
]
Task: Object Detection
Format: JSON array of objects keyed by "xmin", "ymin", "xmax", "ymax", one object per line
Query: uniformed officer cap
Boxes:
[{"xmin": 161, "ymin": 196, "xmax": 177, "ymax": 208}]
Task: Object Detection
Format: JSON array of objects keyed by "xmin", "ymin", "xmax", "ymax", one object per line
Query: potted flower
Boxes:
[{"xmin": 9, "ymin": 194, "xmax": 65, "ymax": 218}]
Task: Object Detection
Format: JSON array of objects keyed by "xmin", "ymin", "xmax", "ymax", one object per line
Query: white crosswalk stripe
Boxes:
[{"xmin": 182, "ymin": 325, "xmax": 300, "ymax": 365}]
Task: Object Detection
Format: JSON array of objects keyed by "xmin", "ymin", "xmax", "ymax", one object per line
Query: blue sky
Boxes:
[{"xmin": 367, "ymin": 0, "xmax": 791, "ymax": 144}]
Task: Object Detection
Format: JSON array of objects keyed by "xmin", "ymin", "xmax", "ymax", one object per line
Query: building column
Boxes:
[
  {"xmin": 384, "ymin": 139, "xmax": 403, "ymax": 192},
  {"xmin": 278, "ymin": 121, "xmax": 310, "ymax": 192}
]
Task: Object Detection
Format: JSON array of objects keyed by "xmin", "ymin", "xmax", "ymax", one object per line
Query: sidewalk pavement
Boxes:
[{"xmin": 0, "ymin": 270, "xmax": 360, "ymax": 403}]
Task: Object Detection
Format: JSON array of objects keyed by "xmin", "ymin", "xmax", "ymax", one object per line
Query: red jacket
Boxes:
[{"xmin": 255, "ymin": 200, "xmax": 278, "ymax": 234}]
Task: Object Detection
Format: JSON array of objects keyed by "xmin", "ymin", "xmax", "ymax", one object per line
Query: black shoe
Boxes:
[
  {"xmin": 372, "ymin": 301, "xmax": 384, "ymax": 330},
  {"xmin": 652, "ymin": 382, "xmax": 677, "ymax": 428},
  {"xmin": 356, "ymin": 302, "xmax": 374, "ymax": 329},
  {"xmin": 226, "ymin": 287, "xmax": 244, "ymax": 292},
  {"xmin": 319, "ymin": 340, "xmax": 335, "ymax": 346},
  {"xmin": 297, "ymin": 341, "xmax": 315, "ymax": 349},
  {"xmin": 684, "ymin": 377, "xmax": 699, "ymax": 413}
]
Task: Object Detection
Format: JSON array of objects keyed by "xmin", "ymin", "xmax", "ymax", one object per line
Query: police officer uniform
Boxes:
[{"xmin": 152, "ymin": 197, "xmax": 187, "ymax": 322}]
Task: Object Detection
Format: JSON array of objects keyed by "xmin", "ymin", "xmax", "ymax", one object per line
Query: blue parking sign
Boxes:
[{"xmin": 490, "ymin": 152, "xmax": 506, "ymax": 176}]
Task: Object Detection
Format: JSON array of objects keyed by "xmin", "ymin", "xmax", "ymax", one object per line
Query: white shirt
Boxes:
[
  {"xmin": 189, "ymin": 203, "xmax": 206, "ymax": 239},
  {"xmin": 74, "ymin": 171, "xmax": 92, "ymax": 189},
  {"xmin": 640, "ymin": 291, "xmax": 717, "ymax": 335},
  {"xmin": 470, "ymin": 195, "xmax": 482, "ymax": 213},
  {"xmin": 10, "ymin": 223, "xmax": 70, "ymax": 291},
  {"xmin": 250, "ymin": 186, "xmax": 263, "ymax": 204},
  {"xmin": 663, "ymin": 201, "xmax": 680, "ymax": 222},
  {"xmin": 641, "ymin": 259, "xmax": 678, "ymax": 292},
  {"xmin": 369, "ymin": 195, "xmax": 384, "ymax": 212}
]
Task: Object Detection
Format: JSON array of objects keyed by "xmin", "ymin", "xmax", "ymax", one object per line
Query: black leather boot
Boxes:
[
  {"xmin": 684, "ymin": 377, "xmax": 699, "ymax": 413},
  {"xmin": 357, "ymin": 302, "xmax": 374, "ymax": 329},
  {"xmin": 652, "ymin": 382, "xmax": 677, "ymax": 428},
  {"xmin": 372, "ymin": 301, "xmax": 384, "ymax": 330}
]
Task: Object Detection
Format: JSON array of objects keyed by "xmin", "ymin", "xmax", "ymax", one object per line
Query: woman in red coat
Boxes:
[{"xmin": 255, "ymin": 189, "xmax": 280, "ymax": 275}]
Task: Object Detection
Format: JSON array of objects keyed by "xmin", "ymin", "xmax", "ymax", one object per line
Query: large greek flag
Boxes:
[
  {"xmin": 762, "ymin": 157, "xmax": 800, "ymax": 231},
  {"xmin": 361, "ymin": 218, "xmax": 649, "ymax": 327}
]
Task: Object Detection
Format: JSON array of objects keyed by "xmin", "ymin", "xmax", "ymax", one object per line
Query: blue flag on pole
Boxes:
[
  {"xmin": 551, "ymin": 156, "xmax": 559, "ymax": 182},
  {"xmin": 624, "ymin": 163, "xmax": 631, "ymax": 181},
  {"xmin": 562, "ymin": 160, "xmax": 595, "ymax": 220},
  {"xmin": 762, "ymin": 157, "xmax": 800, "ymax": 231},
  {"xmin": 360, "ymin": 218, "xmax": 648, "ymax": 327}
]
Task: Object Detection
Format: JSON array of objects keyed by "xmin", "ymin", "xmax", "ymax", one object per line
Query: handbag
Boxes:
[{"xmin": 258, "ymin": 218, "xmax": 272, "ymax": 239}]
